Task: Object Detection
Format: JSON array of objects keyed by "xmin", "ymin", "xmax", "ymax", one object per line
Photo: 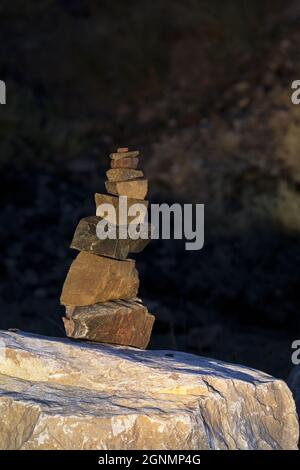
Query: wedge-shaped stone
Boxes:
[
  {"xmin": 0, "ymin": 330, "xmax": 298, "ymax": 450},
  {"xmin": 95, "ymin": 193, "xmax": 148, "ymax": 224},
  {"xmin": 110, "ymin": 150, "xmax": 139, "ymax": 160},
  {"xmin": 106, "ymin": 168, "xmax": 143, "ymax": 182},
  {"xmin": 105, "ymin": 178, "xmax": 148, "ymax": 199},
  {"xmin": 111, "ymin": 157, "xmax": 139, "ymax": 169},
  {"xmin": 60, "ymin": 252, "xmax": 139, "ymax": 306},
  {"xmin": 70, "ymin": 216, "xmax": 151, "ymax": 260},
  {"xmin": 63, "ymin": 298, "xmax": 155, "ymax": 349}
]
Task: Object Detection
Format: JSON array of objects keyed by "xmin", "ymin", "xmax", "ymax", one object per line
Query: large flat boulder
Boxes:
[{"xmin": 0, "ymin": 330, "xmax": 298, "ymax": 450}]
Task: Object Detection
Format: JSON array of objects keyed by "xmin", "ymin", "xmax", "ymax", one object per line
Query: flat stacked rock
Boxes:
[
  {"xmin": 63, "ymin": 299, "xmax": 154, "ymax": 349},
  {"xmin": 60, "ymin": 148, "xmax": 154, "ymax": 349}
]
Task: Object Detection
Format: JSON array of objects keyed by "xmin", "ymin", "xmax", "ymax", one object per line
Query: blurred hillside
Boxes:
[
  {"xmin": 1, "ymin": 0, "xmax": 300, "ymax": 379},
  {"xmin": 0, "ymin": 0, "xmax": 298, "ymax": 165}
]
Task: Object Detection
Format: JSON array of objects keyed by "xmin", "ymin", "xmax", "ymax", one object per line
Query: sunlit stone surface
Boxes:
[{"xmin": 0, "ymin": 330, "xmax": 298, "ymax": 450}]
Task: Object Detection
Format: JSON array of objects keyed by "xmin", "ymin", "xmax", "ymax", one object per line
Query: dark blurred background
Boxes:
[{"xmin": 1, "ymin": 0, "xmax": 300, "ymax": 379}]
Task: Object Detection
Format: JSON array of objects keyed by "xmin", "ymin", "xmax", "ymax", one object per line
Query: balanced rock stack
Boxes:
[{"xmin": 60, "ymin": 148, "xmax": 155, "ymax": 349}]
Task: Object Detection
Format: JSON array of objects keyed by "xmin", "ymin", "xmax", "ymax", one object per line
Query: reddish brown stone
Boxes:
[
  {"xmin": 63, "ymin": 298, "xmax": 155, "ymax": 349},
  {"xmin": 110, "ymin": 150, "xmax": 139, "ymax": 161},
  {"xmin": 60, "ymin": 252, "xmax": 139, "ymax": 307},
  {"xmin": 106, "ymin": 168, "xmax": 144, "ymax": 182},
  {"xmin": 105, "ymin": 178, "xmax": 148, "ymax": 199},
  {"xmin": 111, "ymin": 157, "xmax": 139, "ymax": 169}
]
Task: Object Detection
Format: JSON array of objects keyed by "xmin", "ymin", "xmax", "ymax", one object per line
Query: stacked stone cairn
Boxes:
[{"xmin": 60, "ymin": 148, "xmax": 155, "ymax": 349}]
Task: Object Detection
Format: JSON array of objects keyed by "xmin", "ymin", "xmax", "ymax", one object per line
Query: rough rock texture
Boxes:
[
  {"xmin": 110, "ymin": 150, "xmax": 139, "ymax": 160},
  {"xmin": 288, "ymin": 365, "xmax": 300, "ymax": 424},
  {"xmin": 95, "ymin": 193, "xmax": 148, "ymax": 225},
  {"xmin": 0, "ymin": 331, "xmax": 298, "ymax": 450},
  {"xmin": 111, "ymin": 157, "xmax": 139, "ymax": 169},
  {"xmin": 105, "ymin": 178, "xmax": 148, "ymax": 199},
  {"xmin": 60, "ymin": 252, "xmax": 139, "ymax": 306},
  {"xmin": 106, "ymin": 168, "xmax": 144, "ymax": 182},
  {"xmin": 71, "ymin": 216, "xmax": 150, "ymax": 260},
  {"xmin": 63, "ymin": 298, "xmax": 155, "ymax": 349}
]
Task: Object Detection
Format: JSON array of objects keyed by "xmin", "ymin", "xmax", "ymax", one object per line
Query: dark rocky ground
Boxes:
[{"xmin": 1, "ymin": 1, "xmax": 300, "ymax": 380}]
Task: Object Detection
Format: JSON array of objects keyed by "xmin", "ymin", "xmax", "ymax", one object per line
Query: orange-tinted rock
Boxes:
[
  {"xmin": 95, "ymin": 193, "xmax": 148, "ymax": 225},
  {"xmin": 111, "ymin": 157, "xmax": 139, "ymax": 169},
  {"xmin": 63, "ymin": 298, "xmax": 155, "ymax": 349},
  {"xmin": 110, "ymin": 150, "xmax": 139, "ymax": 161},
  {"xmin": 106, "ymin": 168, "xmax": 144, "ymax": 182},
  {"xmin": 60, "ymin": 252, "xmax": 139, "ymax": 307},
  {"xmin": 105, "ymin": 178, "xmax": 148, "ymax": 199}
]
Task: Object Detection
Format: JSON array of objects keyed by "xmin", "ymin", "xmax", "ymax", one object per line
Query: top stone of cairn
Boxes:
[{"xmin": 106, "ymin": 147, "xmax": 147, "ymax": 199}]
